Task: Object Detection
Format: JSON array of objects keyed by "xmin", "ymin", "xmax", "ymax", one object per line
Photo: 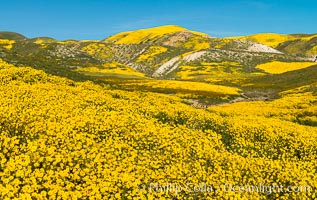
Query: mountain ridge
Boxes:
[
  {"xmin": 229, "ymin": 32, "xmax": 317, "ymax": 57},
  {"xmin": 0, "ymin": 25, "xmax": 316, "ymax": 94},
  {"xmin": 2, "ymin": 25, "xmax": 317, "ymax": 41}
]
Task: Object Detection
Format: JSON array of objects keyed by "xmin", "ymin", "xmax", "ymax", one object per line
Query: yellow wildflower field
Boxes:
[
  {"xmin": 182, "ymin": 37, "xmax": 210, "ymax": 51},
  {"xmin": 105, "ymin": 25, "xmax": 205, "ymax": 44},
  {"xmin": 177, "ymin": 61, "xmax": 243, "ymax": 80},
  {"xmin": 256, "ymin": 61, "xmax": 316, "ymax": 74},
  {"xmin": 0, "ymin": 59, "xmax": 316, "ymax": 199},
  {"xmin": 136, "ymin": 46, "xmax": 168, "ymax": 62},
  {"xmin": 0, "ymin": 39, "xmax": 15, "ymax": 50},
  {"xmin": 120, "ymin": 79, "xmax": 240, "ymax": 96},
  {"xmin": 77, "ymin": 62, "xmax": 146, "ymax": 78},
  {"xmin": 81, "ymin": 43, "xmax": 113, "ymax": 59},
  {"xmin": 233, "ymin": 33, "xmax": 296, "ymax": 48}
]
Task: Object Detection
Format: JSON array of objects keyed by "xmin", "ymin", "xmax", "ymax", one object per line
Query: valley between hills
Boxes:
[{"xmin": 0, "ymin": 25, "xmax": 316, "ymax": 199}]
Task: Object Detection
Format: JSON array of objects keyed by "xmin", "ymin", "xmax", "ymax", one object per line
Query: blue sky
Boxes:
[{"xmin": 1, "ymin": 0, "xmax": 316, "ymax": 40}]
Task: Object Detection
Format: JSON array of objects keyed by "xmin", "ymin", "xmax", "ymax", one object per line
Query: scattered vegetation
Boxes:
[
  {"xmin": 0, "ymin": 39, "xmax": 15, "ymax": 50},
  {"xmin": 136, "ymin": 46, "xmax": 168, "ymax": 63}
]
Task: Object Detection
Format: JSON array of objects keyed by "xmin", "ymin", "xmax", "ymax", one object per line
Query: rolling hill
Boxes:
[
  {"xmin": 1, "ymin": 26, "xmax": 316, "ymax": 104},
  {"xmin": 0, "ymin": 31, "xmax": 27, "ymax": 40},
  {"xmin": 231, "ymin": 32, "xmax": 317, "ymax": 57},
  {"xmin": 1, "ymin": 26, "xmax": 316, "ymax": 80},
  {"xmin": 0, "ymin": 25, "xmax": 317, "ymax": 199}
]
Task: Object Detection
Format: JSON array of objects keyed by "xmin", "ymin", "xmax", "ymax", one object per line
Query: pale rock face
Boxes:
[
  {"xmin": 152, "ymin": 57, "xmax": 180, "ymax": 77},
  {"xmin": 183, "ymin": 51, "xmax": 207, "ymax": 62},
  {"xmin": 247, "ymin": 43, "xmax": 282, "ymax": 54},
  {"xmin": 153, "ymin": 51, "xmax": 207, "ymax": 77}
]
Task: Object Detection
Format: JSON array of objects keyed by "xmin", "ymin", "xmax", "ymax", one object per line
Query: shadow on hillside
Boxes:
[{"xmin": 244, "ymin": 64, "xmax": 317, "ymax": 93}]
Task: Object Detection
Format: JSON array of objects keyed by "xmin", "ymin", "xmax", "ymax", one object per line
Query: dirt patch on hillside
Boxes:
[{"xmin": 184, "ymin": 91, "xmax": 278, "ymax": 109}]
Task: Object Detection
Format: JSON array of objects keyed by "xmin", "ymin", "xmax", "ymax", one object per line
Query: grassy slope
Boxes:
[
  {"xmin": 0, "ymin": 31, "xmax": 27, "ymax": 40},
  {"xmin": 245, "ymin": 64, "xmax": 317, "ymax": 91}
]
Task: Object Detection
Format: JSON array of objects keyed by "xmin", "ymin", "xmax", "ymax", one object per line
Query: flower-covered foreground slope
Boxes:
[
  {"xmin": 0, "ymin": 59, "xmax": 316, "ymax": 199},
  {"xmin": 210, "ymin": 79, "xmax": 317, "ymax": 121}
]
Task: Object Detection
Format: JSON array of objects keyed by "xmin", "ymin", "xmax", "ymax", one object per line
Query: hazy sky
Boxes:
[{"xmin": 1, "ymin": 0, "xmax": 316, "ymax": 40}]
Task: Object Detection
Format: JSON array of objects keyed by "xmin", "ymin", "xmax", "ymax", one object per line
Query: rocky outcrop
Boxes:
[
  {"xmin": 152, "ymin": 57, "xmax": 180, "ymax": 77},
  {"xmin": 247, "ymin": 42, "xmax": 282, "ymax": 54},
  {"xmin": 152, "ymin": 51, "xmax": 207, "ymax": 77},
  {"xmin": 183, "ymin": 51, "xmax": 207, "ymax": 62}
]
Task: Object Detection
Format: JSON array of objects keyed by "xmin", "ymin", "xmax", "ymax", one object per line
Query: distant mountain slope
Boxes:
[
  {"xmin": 0, "ymin": 31, "xmax": 27, "ymax": 40},
  {"xmin": 229, "ymin": 33, "xmax": 296, "ymax": 48},
  {"xmin": 80, "ymin": 25, "xmax": 300, "ymax": 78},
  {"xmin": 0, "ymin": 26, "xmax": 316, "ymax": 89},
  {"xmin": 104, "ymin": 25, "xmax": 210, "ymax": 45},
  {"xmin": 248, "ymin": 64, "xmax": 317, "ymax": 90},
  {"xmin": 231, "ymin": 33, "xmax": 317, "ymax": 57}
]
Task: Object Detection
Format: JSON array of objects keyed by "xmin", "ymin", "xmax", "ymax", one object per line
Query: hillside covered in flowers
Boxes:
[
  {"xmin": 0, "ymin": 56, "xmax": 316, "ymax": 199},
  {"xmin": 0, "ymin": 24, "xmax": 317, "ymax": 199}
]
